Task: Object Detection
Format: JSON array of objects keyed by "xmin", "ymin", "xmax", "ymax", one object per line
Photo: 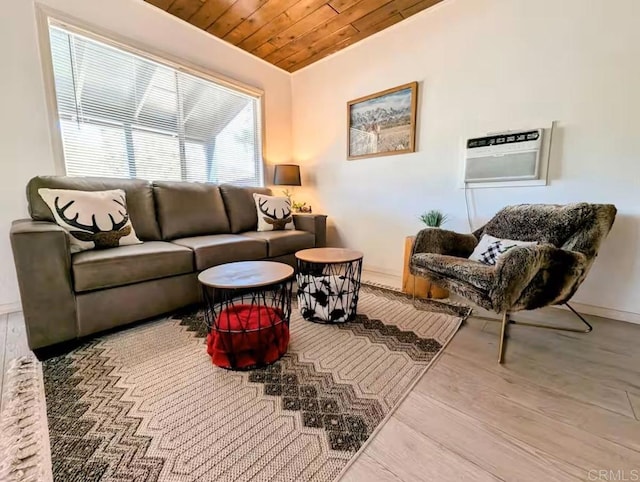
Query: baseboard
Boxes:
[
  {"xmin": 362, "ymin": 266, "xmax": 402, "ymax": 289},
  {"xmin": 362, "ymin": 268, "xmax": 640, "ymax": 325},
  {"xmin": 0, "ymin": 301, "xmax": 21, "ymax": 315}
]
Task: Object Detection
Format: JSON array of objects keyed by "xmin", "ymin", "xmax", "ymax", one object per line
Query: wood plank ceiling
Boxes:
[{"xmin": 145, "ymin": 0, "xmax": 444, "ymax": 72}]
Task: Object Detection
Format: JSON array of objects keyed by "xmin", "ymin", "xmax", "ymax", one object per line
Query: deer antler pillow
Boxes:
[
  {"xmin": 253, "ymin": 193, "xmax": 294, "ymax": 232},
  {"xmin": 38, "ymin": 188, "xmax": 142, "ymax": 253}
]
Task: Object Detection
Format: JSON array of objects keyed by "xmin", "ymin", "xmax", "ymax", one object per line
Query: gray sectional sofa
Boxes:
[{"xmin": 10, "ymin": 176, "xmax": 327, "ymax": 350}]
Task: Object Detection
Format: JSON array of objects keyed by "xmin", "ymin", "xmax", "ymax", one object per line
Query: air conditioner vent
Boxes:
[{"xmin": 464, "ymin": 129, "xmax": 543, "ymax": 183}]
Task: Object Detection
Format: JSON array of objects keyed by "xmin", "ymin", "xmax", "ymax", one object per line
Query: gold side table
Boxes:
[{"xmin": 401, "ymin": 235, "xmax": 449, "ymax": 299}]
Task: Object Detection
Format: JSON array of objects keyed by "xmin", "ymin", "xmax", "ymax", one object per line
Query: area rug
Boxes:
[
  {"xmin": 0, "ymin": 357, "xmax": 53, "ymax": 482},
  {"xmin": 5, "ymin": 285, "xmax": 469, "ymax": 482}
]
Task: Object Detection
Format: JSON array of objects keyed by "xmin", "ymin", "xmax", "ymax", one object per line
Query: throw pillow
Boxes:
[
  {"xmin": 253, "ymin": 193, "xmax": 294, "ymax": 231},
  {"xmin": 38, "ymin": 188, "xmax": 142, "ymax": 253},
  {"xmin": 469, "ymin": 234, "xmax": 537, "ymax": 266}
]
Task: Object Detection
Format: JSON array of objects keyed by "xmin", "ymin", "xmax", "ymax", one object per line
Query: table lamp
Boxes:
[
  {"xmin": 273, "ymin": 164, "xmax": 301, "ymax": 187},
  {"xmin": 273, "ymin": 164, "xmax": 310, "ymax": 212}
]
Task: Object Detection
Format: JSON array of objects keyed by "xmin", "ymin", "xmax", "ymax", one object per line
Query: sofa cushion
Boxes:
[
  {"xmin": 242, "ymin": 230, "xmax": 315, "ymax": 257},
  {"xmin": 27, "ymin": 176, "xmax": 161, "ymax": 241},
  {"xmin": 219, "ymin": 184, "xmax": 271, "ymax": 234},
  {"xmin": 153, "ymin": 181, "xmax": 230, "ymax": 240},
  {"xmin": 72, "ymin": 241, "xmax": 193, "ymax": 292},
  {"xmin": 171, "ymin": 234, "xmax": 268, "ymax": 270}
]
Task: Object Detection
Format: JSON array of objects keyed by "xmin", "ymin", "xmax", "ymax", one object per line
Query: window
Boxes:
[{"xmin": 47, "ymin": 22, "xmax": 264, "ymax": 186}]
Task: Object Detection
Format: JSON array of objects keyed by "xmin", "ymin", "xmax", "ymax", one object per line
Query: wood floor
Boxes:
[
  {"xmin": 0, "ymin": 312, "xmax": 30, "ymax": 413},
  {"xmin": 1, "ymin": 306, "xmax": 640, "ymax": 480},
  {"xmin": 343, "ymin": 308, "xmax": 640, "ymax": 481}
]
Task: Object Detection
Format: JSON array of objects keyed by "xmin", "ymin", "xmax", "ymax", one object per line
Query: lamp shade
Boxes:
[{"xmin": 273, "ymin": 164, "xmax": 301, "ymax": 186}]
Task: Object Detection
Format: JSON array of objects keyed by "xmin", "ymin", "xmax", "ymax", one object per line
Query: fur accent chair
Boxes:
[{"xmin": 410, "ymin": 203, "xmax": 617, "ymax": 362}]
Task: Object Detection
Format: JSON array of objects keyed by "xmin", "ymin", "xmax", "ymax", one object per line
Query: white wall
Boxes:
[
  {"xmin": 0, "ymin": 0, "xmax": 292, "ymax": 310},
  {"xmin": 3, "ymin": 0, "xmax": 639, "ymax": 320},
  {"xmin": 292, "ymin": 0, "xmax": 640, "ymax": 317}
]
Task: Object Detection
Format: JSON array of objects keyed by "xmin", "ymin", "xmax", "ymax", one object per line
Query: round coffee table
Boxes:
[
  {"xmin": 295, "ymin": 248, "xmax": 364, "ymax": 323},
  {"xmin": 198, "ymin": 261, "xmax": 294, "ymax": 370}
]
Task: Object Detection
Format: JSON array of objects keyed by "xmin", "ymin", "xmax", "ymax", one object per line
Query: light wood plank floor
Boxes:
[
  {"xmin": 0, "ymin": 312, "xmax": 30, "ymax": 413},
  {"xmin": 343, "ymin": 308, "xmax": 640, "ymax": 481},
  {"xmin": 1, "ymin": 307, "xmax": 639, "ymax": 481}
]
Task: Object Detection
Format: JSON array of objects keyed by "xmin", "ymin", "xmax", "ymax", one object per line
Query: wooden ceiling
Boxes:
[{"xmin": 145, "ymin": 0, "xmax": 444, "ymax": 72}]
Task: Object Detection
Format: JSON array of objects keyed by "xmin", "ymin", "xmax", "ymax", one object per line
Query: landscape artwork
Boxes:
[{"xmin": 347, "ymin": 82, "xmax": 418, "ymax": 160}]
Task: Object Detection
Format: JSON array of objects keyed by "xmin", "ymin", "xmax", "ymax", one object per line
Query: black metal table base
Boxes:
[{"xmin": 202, "ymin": 281, "xmax": 293, "ymax": 370}]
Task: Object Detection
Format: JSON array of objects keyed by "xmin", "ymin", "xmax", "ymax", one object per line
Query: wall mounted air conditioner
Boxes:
[{"xmin": 463, "ymin": 128, "xmax": 543, "ymax": 184}]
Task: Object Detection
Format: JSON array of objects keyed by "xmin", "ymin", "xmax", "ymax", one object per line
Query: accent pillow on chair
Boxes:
[
  {"xmin": 469, "ymin": 234, "xmax": 537, "ymax": 266},
  {"xmin": 253, "ymin": 193, "xmax": 294, "ymax": 231},
  {"xmin": 38, "ymin": 188, "xmax": 142, "ymax": 253}
]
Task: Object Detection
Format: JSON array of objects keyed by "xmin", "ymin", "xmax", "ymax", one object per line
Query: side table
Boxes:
[
  {"xmin": 295, "ymin": 247, "xmax": 363, "ymax": 323},
  {"xmin": 198, "ymin": 261, "xmax": 294, "ymax": 370},
  {"xmin": 402, "ymin": 235, "xmax": 448, "ymax": 299}
]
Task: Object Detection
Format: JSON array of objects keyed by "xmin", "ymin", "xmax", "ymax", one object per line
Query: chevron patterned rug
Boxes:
[{"xmin": 10, "ymin": 286, "xmax": 469, "ymax": 482}]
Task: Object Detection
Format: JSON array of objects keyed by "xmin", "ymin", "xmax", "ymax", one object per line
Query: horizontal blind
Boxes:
[{"xmin": 48, "ymin": 24, "xmax": 264, "ymax": 186}]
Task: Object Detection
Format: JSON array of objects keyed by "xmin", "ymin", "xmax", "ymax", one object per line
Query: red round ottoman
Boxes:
[{"xmin": 206, "ymin": 304, "xmax": 290, "ymax": 369}]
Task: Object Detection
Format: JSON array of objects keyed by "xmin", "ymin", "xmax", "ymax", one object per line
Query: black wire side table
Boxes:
[
  {"xmin": 295, "ymin": 248, "xmax": 364, "ymax": 324},
  {"xmin": 198, "ymin": 261, "xmax": 294, "ymax": 370}
]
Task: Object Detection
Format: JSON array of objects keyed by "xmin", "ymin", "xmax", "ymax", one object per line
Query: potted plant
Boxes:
[
  {"xmin": 292, "ymin": 201, "xmax": 312, "ymax": 213},
  {"xmin": 419, "ymin": 209, "xmax": 448, "ymax": 228}
]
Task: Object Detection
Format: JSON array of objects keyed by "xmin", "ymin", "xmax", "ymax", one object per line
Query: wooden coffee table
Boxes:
[
  {"xmin": 199, "ymin": 261, "xmax": 294, "ymax": 290},
  {"xmin": 295, "ymin": 248, "xmax": 364, "ymax": 323},
  {"xmin": 198, "ymin": 261, "xmax": 294, "ymax": 370}
]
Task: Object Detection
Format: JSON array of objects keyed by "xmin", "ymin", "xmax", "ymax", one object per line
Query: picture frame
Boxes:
[{"xmin": 347, "ymin": 81, "xmax": 418, "ymax": 160}]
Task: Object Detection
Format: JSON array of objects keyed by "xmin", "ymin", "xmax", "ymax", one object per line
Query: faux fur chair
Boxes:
[{"xmin": 410, "ymin": 203, "xmax": 617, "ymax": 362}]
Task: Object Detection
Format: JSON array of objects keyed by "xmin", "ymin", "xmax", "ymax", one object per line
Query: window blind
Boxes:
[{"xmin": 48, "ymin": 23, "xmax": 264, "ymax": 186}]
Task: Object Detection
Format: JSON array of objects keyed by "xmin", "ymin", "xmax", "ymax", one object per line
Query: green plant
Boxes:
[
  {"xmin": 292, "ymin": 201, "xmax": 312, "ymax": 213},
  {"xmin": 419, "ymin": 210, "xmax": 448, "ymax": 227}
]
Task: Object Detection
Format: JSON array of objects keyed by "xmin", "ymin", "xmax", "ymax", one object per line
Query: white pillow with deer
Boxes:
[
  {"xmin": 253, "ymin": 193, "xmax": 294, "ymax": 232},
  {"xmin": 38, "ymin": 188, "xmax": 142, "ymax": 253}
]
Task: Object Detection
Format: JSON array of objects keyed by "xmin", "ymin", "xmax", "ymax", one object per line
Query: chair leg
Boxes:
[
  {"xmin": 498, "ymin": 312, "xmax": 510, "ymax": 364},
  {"xmin": 475, "ymin": 304, "xmax": 592, "ymax": 364},
  {"xmin": 563, "ymin": 303, "xmax": 593, "ymax": 333},
  {"xmin": 412, "ymin": 276, "xmax": 417, "ymax": 307},
  {"xmin": 490, "ymin": 304, "xmax": 593, "ymax": 333},
  {"xmin": 412, "ymin": 276, "xmax": 423, "ymax": 310}
]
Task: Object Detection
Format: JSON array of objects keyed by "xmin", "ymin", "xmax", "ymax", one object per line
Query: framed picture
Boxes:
[{"xmin": 347, "ymin": 81, "xmax": 418, "ymax": 160}]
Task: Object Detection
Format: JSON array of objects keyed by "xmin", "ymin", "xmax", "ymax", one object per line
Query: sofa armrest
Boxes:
[
  {"xmin": 293, "ymin": 214, "xmax": 327, "ymax": 247},
  {"xmin": 10, "ymin": 219, "xmax": 78, "ymax": 349},
  {"xmin": 494, "ymin": 245, "xmax": 588, "ymax": 312},
  {"xmin": 412, "ymin": 228, "xmax": 478, "ymax": 258}
]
